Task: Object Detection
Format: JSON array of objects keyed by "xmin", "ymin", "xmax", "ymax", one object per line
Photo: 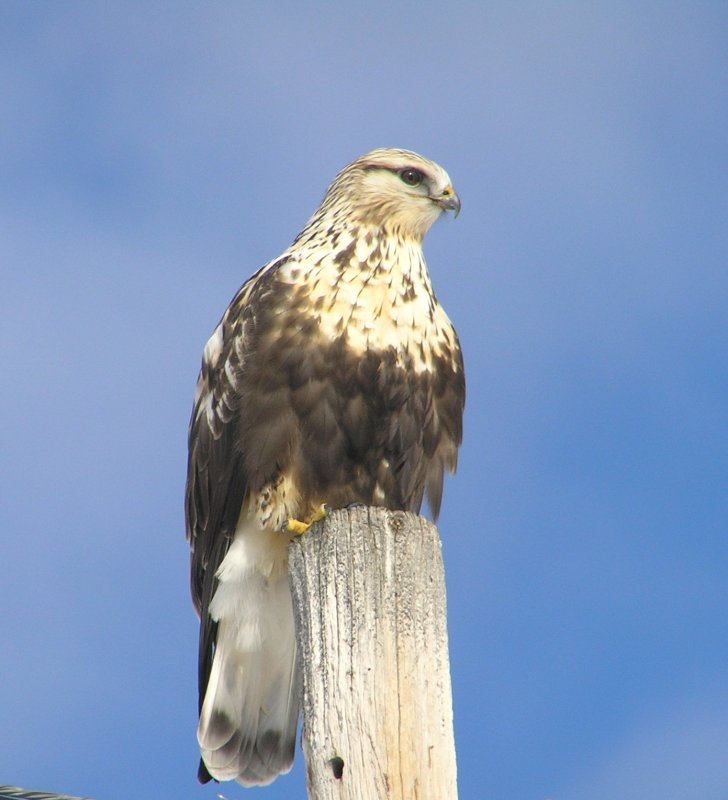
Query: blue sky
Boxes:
[{"xmin": 2, "ymin": 3, "xmax": 727, "ymax": 799}]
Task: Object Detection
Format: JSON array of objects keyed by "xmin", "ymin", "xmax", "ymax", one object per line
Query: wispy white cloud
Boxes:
[{"xmin": 560, "ymin": 689, "xmax": 728, "ymax": 800}]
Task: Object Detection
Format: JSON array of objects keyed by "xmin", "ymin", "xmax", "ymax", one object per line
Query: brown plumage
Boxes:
[{"xmin": 185, "ymin": 148, "xmax": 465, "ymax": 786}]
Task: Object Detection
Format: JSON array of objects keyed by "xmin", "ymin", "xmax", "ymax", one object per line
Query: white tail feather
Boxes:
[{"xmin": 198, "ymin": 523, "xmax": 298, "ymax": 786}]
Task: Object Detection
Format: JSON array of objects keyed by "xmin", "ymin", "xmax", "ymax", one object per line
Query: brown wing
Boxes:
[
  {"xmin": 422, "ymin": 334, "xmax": 465, "ymax": 518},
  {"xmin": 185, "ymin": 306, "xmax": 247, "ymax": 721}
]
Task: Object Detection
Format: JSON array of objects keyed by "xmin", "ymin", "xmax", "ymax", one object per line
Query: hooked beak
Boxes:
[{"xmin": 434, "ymin": 185, "xmax": 461, "ymax": 217}]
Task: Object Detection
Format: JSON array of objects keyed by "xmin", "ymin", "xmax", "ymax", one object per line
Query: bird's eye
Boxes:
[{"xmin": 399, "ymin": 168, "xmax": 425, "ymax": 186}]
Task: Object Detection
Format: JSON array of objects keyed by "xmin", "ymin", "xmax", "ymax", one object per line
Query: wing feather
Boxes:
[{"xmin": 185, "ymin": 283, "xmax": 255, "ymax": 724}]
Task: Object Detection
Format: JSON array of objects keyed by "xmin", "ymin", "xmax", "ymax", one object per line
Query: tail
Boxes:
[{"xmin": 197, "ymin": 528, "xmax": 299, "ymax": 786}]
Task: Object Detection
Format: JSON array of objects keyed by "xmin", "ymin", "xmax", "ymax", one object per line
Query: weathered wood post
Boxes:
[{"xmin": 288, "ymin": 506, "xmax": 458, "ymax": 800}]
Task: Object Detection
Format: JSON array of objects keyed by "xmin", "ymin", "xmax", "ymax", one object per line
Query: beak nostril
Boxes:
[{"xmin": 435, "ymin": 189, "xmax": 461, "ymax": 216}]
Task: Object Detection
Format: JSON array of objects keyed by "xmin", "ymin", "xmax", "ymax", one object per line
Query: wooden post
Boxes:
[{"xmin": 288, "ymin": 506, "xmax": 458, "ymax": 800}]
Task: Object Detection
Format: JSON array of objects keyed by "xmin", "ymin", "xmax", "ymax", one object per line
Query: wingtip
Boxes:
[{"xmin": 197, "ymin": 758, "xmax": 214, "ymax": 784}]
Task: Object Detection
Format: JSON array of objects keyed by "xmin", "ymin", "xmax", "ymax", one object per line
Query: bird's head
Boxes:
[{"xmin": 322, "ymin": 148, "xmax": 460, "ymax": 241}]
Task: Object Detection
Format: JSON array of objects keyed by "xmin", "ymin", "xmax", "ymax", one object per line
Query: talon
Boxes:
[
  {"xmin": 283, "ymin": 504, "xmax": 331, "ymax": 536},
  {"xmin": 311, "ymin": 503, "xmax": 331, "ymax": 523}
]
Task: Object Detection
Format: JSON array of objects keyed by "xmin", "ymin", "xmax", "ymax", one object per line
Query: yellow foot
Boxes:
[
  {"xmin": 283, "ymin": 517, "xmax": 309, "ymax": 536},
  {"xmin": 283, "ymin": 504, "xmax": 331, "ymax": 536}
]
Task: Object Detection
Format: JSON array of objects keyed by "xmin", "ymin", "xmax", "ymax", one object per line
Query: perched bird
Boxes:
[{"xmin": 185, "ymin": 148, "xmax": 465, "ymax": 786}]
